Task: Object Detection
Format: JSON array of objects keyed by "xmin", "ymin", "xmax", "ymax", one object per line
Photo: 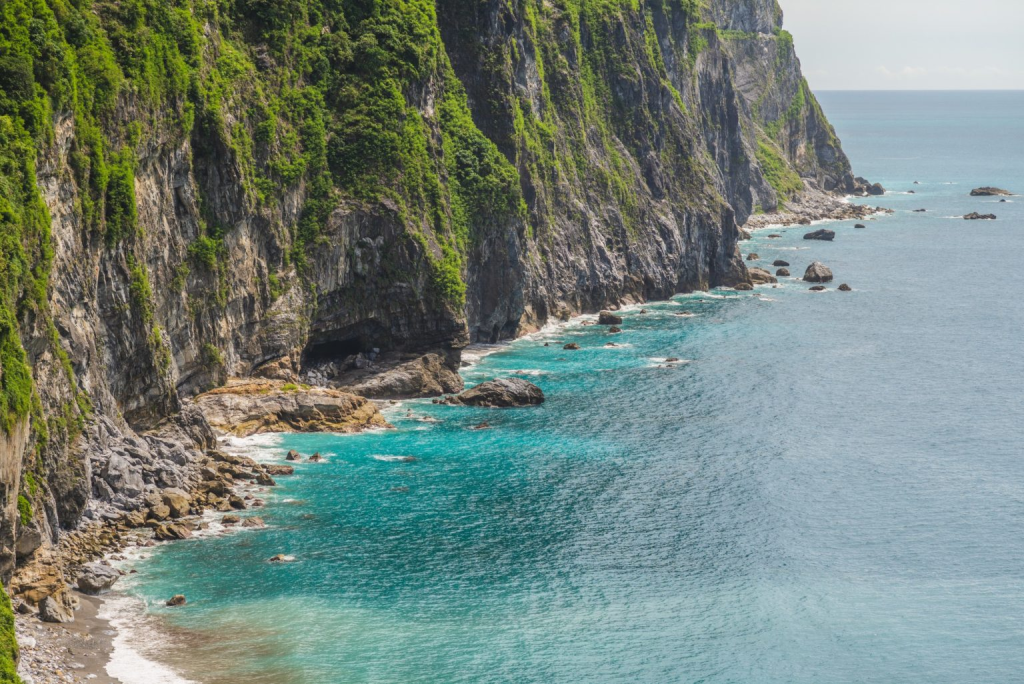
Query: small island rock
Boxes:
[
  {"xmin": 970, "ymin": 187, "xmax": 1012, "ymax": 196},
  {"xmin": 803, "ymin": 262, "xmax": 834, "ymax": 283},
  {"xmin": 598, "ymin": 311, "xmax": 623, "ymax": 325},
  {"xmin": 446, "ymin": 378, "xmax": 545, "ymax": 408},
  {"xmin": 804, "ymin": 229, "xmax": 836, "ymax": 241},
  {"xmin": 964, "ymin": 212, "xmax": 996, "ymax": 220}
]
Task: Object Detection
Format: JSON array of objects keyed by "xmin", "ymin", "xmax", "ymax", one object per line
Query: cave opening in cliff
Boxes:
[{"xmin": 303, "ymin": 337, "xmax": 365, "ymax": 364}]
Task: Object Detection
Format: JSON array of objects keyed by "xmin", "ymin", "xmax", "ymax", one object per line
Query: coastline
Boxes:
[{"xmin": 13, "ymin": 189, "xmax": 886, "ymax": 684}]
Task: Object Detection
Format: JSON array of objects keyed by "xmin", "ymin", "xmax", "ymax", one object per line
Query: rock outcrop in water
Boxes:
[
  {"xmin": 970, "ymin": 187, "xmax": 1012, "ymax": 196},
  {"xmin": 445, "ymin": 378, "xmax": 545, "ymax": 408},
  {"xmin": 0, "ymin": 0, "xmax": 870, "ymax": 650},
  {"xmin": 803, "ymin": 262, "xmax": 834, "ymax": 283},
  {"xmin": 963, "ymin": 213, "xmax": 997, "ymax": 220}
]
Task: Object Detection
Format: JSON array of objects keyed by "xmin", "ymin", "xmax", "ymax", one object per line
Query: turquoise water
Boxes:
[{"xmin": 120, "ymin": 92, "xmax": 1024, "ymax": 684}]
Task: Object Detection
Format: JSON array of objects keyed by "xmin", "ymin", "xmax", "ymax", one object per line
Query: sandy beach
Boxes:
[{"xmin": 16, "ymin": 593, "xmax": 121, "ymax": 684}]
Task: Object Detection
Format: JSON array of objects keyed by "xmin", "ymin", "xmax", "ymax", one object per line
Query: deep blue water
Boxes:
[{"xmin": 114, "ymin": 91, "xmax": 1024, "ymax": 684}]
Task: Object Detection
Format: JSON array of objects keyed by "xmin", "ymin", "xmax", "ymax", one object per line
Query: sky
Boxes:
[{"xmin": 781, "ymin": 0, "xmax": 1024, "ymax": 90}]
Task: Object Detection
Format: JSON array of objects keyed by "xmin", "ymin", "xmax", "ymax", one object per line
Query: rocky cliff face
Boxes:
[{"xmin": 0, "ymin": 0, "xmax": 856, "ymax": 594}]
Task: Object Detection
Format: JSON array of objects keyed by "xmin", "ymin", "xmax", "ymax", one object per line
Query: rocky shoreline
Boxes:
[{"xmin": 9, "ymin": 186, "xmax": 890, "ymax": 683}]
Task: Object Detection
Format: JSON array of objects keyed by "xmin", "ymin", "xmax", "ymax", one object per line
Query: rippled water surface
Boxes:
[{"xmin": 118, "ymin": 92, "xmax": 1024, "ymax": 684}]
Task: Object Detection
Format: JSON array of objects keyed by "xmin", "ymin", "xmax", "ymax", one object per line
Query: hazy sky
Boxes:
[{"xmin": 781, "ymin": 0, "xmax": 1024, "ymax": 90}]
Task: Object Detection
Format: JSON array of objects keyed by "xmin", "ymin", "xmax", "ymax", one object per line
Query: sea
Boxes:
[{"xmin": 101, "ymin": 91, "xmax": 1024, "ymax": 684}]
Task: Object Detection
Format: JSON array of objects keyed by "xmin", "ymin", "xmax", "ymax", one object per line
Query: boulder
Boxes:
[
  {"xmin": 773, "ymin": 260, "xmax": 790, "ymax": 267},
  {"xmin": 746, "ymin": 253, "xmax": 760, "ymax": 261},
  {"xmin": 222, "ymin": 514, "xmax": 241, "ymax": 525},
  {"xmin": 255, "ymin": 471, "xmax": 276, "ymax": 487},
  {"xmin": 307, "ymin": 452, "xmax": 323, "ymax": 463},
  {"xmin": 776, "ymin": 268, "xmax": 791, "ymax": 277},
  {"xmin": 39, "ymin": 595, "xmax": 73, "ymax": 624},
  {"xmin": 854, "ymin": 223, "xmax": 866, "ymax": 228},
  {"xmin": 563, "ymin": 343, "xmax": 580, "ymax": 350},
  {"xmin": 964, "ymin": 212, "xmax": 997, "ymax": 220},
  {"xmin": 446, "ymin": 378, "xmax": 545, "ymax": 408},
  {"xmin": 747, "ymin": 267, "xmax": 778, "ymax": 285},
  {"xmin": 804, "ymin": 229, "xmax": 836, "ymax": 241},
  {"xmin": 867, "ymin": 183, "xmax": 885, "ymax": 196},
  {"xmin": 154, "ymin": 523, "xmax": 193, "ymax": 541},
  {"xmin": 608, "ymin": 326, "xmax": 622, "ymax": 334},
  {"xmin": 598, "ymin": 311, "xmax": 623, "ymax": 325},
  {"xmin": 166, "ymin": 595, "xmax": 187, "ymax": 607},
  {"xmin": 838, "ymin": 284, "xmax": 852, "ymax": 291},
  {"xmin": 809, "ymin": 285, "xmax": 827, "ymax": 292},
  {"xmin": 970, "ymin": 187, "xmax": 1012, "ymax": 196},
  {"xmin": 803, "ymin": 262, "xmax": 834, "ymax": 283},
  {"xmin": 734, "ymin": 283, "xmax": 753, "ymax": 291},
  {"xmin": 285, "ymin": 450, "xmax": 302, "ymax": 461},
  {"xmin": 264, "ymin": 464, "xmax": 295, "ymax": 476},
  {"xmin": 77, "ymin": 563, "xmax": 121, "ymax": 595},
  {"xmin": 162, "ymin": 488, "xmax": 191, "ymax": 518},
  {"xmin": 242, "ymin": 517, "xmax": 266, "ymax": 529}
]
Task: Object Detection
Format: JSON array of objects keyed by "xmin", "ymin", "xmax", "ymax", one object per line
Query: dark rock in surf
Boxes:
[
  {"xmin": 598, "ymin": 311, "xmax": 623, "ymax": 325},
  {"xmin": 773, "ymin": 260, "xmax": 789, "ymax": 267},
  {"xmin": 970, "ymin": 187, "xmax": 1012, "ymax": 196},
  {"xmin": 446, "ymin": 377, "xmax": 545, "ymax": 408},
  {"xmin": 776, "ymin": 268, "xmax": 790, "ymax": 277},
  {"xmin": 804, "ymin": 228, "xmax": 835, "ymax": 241},
  {"xmin": 838, "ymin": 284, "xmax": 852, "ymax": 291},
  {"xmin": 963, "ymin": 212, "xmax": 996, "ymax": 220}
]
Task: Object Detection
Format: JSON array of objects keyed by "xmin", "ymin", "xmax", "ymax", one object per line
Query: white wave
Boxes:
[
  {"xmin": 510, "ymin": 369, "xmax": 548, "ymax": 376},
  {"xmin": 100, "ymin": 594, "xmax": 197, "ymax": 684},
  {"xmin": 461, "ymin": 343, "xmax": 507, "ymax": 368},
  {"xmin": 371, "ymin": 454, "xmax": 418, "ymax": 462}
]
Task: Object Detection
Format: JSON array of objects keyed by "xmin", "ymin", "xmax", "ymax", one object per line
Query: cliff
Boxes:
[{"xmin": 0, "ymin": 0, "xmax": 858, "ymax": 635}]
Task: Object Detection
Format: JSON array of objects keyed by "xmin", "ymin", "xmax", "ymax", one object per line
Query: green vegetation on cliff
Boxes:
[{"xmin": 0, "ymin": 583, "xmax": 19, "ymax": 683}]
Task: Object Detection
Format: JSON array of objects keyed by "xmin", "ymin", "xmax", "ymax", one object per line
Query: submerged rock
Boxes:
[
  {"xmin": 446, "ymin": 378, "xmax": 545, "ymax": 408},
  {"xmin": 563, "ymin": 343, "xmax": 580, "ymax": 350},
  {"xmin": 809, "ymin": 285, "xmax": 827, "ymax": 292},
  {"xmin": 854, "ymin": 223, "xmax": 866, "ymax": 228},
  {"xmin": 803, "ymin": 262, "xmax": 834, "ymax": 283},
  {"xmin": 308, "ymin": 452, "xmax": 323, "ymax": 463},
  {"xmin": 166, "ymin": 595, "xmax": 187, "ymax": 607},
  {"xmin": 746, "ymin": 253, "xmax": 760, "ymax": 261},
  {"xmin": 804, "ymin": 228, "xmax": 836, "ymax": 241},
  {"xmin": 734, "ymin": 283, "xmax": 753, "ymax": 291},
  {"xmin": 608, "ymin": 326, "xmax": 622, "ymax": 334},
  {"xmin": 773, "ymin": 259, "xmax": 790, "ymax": 267}
]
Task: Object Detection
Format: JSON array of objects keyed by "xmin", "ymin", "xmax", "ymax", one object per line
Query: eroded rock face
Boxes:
[
  {"xmin": 340, "ymin": 353, "xmax": 464, "ymax": 399},
  {"xmin": 803, "ymin": 262, "xmax": 834, "ymax": 283},
  {"xmin": 445, "ymin": 378, "xmax": 545, "ymax": 408},
  {"xmin": 194, "ymin": 380, "xmax": 390, "ymax": 436}
]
